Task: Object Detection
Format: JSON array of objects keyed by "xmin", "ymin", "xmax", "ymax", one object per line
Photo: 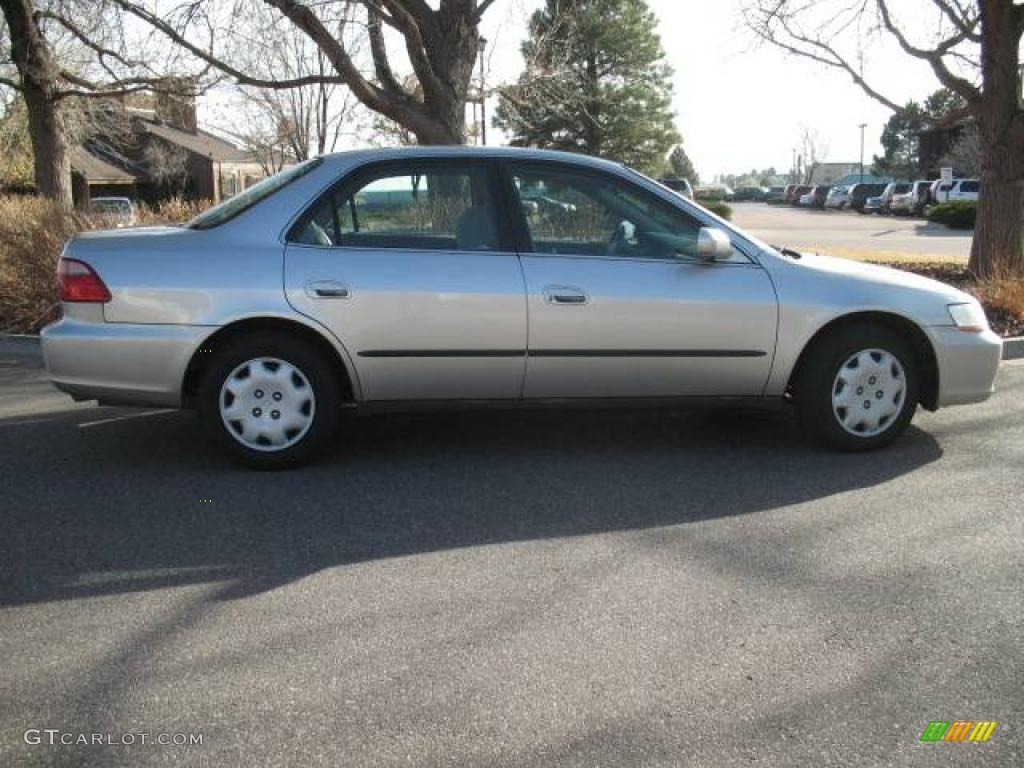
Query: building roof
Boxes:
[
  {"xmin": 69, "ymin": 146, "xmax": 140, "ymax": 184},
  {"xmin": 142, "ymin": 121, "xmax": 254, "ymax": 164}
]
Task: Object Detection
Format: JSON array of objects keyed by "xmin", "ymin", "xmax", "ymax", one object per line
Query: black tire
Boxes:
[
  {"xmin": 198, "ymin": 331, "xmax": 340, "ymax": 469},
  {"xmin": 794, "ymin": 324, "xmax": 919, "ymax": 452}
]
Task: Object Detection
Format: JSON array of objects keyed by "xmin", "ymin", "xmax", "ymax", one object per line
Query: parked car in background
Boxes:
[
  {"xmin": 803, "ymin": 185, "xmax": 830, "ymax": 209},
  {"xmin": 658, "ymin": 177, "xmax": 694, "ymax": 199},
  {"xmin": 849, "ymin": 183, "xmax": 888, "ymax": 212},
  {"xmin": 869, "ymin": 182, "xmax": 912, "ymax": 214},
  {"xmin": 862, "ymin": 194, "xmax": 885, "ymax": 214},
  {"xmin": 765, "ymin": 186, "xmax": 787, "ymax": 202},
  {"xmin": 890, "ymin": 181, "xmax": 932, "ymax": 215},
  {"xmin": 695, "ymin": 184, "xmax": 735, "ymax": 201},
  {"xmin": 824, "ymin": 186, "xmax": 851, "ymax": 209},
  {"xmin": 88, "ymin": 197, "xmax": 138, "ymax": 228},
  {"xmin": 933, "ymin": 179, "xmax": 978, "ymax": 204},
  {"xmin": 783, "ymin": 184, "xmax": 799, "ymax": 203},
  {"xmin": 790, "ymin": 185, "xmax": 813, "ymax": 205},
  {"xmin": 40, "ymin": 146, "xmax": 1003, "ymax": 467},
  {"xmin": 733, "ymin": 186, "xmax": 767, "ymax": 201}
]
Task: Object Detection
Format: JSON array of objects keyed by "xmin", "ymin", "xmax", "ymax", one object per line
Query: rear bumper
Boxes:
[
  {"xmin": 928, "ymin": 326, "xmax": 1003, "ymax": 406},
  {"xmin": 41, "ymin": 317, "xmax": 210, "ymax": 407}
]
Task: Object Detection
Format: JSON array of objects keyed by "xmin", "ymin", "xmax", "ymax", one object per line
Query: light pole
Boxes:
[
  {"xmin": 858, "ymin": 122, "xmax": 867, "ymax": 184},
  {"xmin": 478, "ymin": 37, "xmax": 488, "ymax": 146}
]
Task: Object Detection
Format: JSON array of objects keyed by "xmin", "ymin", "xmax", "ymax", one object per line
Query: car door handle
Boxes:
[
  {"xmin": 305, "ymin": 280, "xmax": 350, "ymax": 299},
  {"xmin": 543, "ymin": 285, "xmax": 589, "ymax": 305}
]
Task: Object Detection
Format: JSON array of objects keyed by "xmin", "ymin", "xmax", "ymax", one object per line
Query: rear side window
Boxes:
[
  {"xmin": 959, "ymin": 180, "xmax": 979, "ymax": 193},
  {"xmin": 290, "ymin": 164, "xmax": 499, "ymax": 252},
  {"xmin": 190, "ymin": 158, "xmax": 322, "ymax": 230}
]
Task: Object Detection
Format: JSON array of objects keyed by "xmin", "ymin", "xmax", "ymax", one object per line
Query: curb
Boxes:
[
  {"xmin": 1003, "ymin": 336, "xmax": 1024, "ymax": 361},
  {"xmin": 0, "ymin": 333, "xmax": 42, "ymax": 357}
]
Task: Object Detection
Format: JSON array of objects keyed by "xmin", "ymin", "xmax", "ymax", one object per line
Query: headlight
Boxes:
[{"xmin": 948, "ymin": 302, "xmax": 988, "ymax": 332}]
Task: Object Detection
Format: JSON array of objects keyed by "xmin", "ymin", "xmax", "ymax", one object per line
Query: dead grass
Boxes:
[
  {"xmin": 0, "ymin": 195, "xmax": 212, "ymax": 333},
  {"xmin": 138, "ymin": 197, "xmax": 212, "ymax": 225},
  {"xmin": 0, "ymin": 196, "xmax": 98, "ymax": 333},
  {"xmin": 970, "ymin": 279, "xmax": 1024, "ymax": 329}
]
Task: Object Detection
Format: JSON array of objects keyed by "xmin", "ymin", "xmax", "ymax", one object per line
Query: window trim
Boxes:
[
  {"xmin": 285, "ymin": 158, "xmax": 515, "ymax": 253},
  {"xmin": 497, "ymin": 159, "xmax": 756, "ymax": 266}
]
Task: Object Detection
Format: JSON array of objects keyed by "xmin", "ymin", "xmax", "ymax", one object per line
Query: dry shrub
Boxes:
[
  {"xmin": 0, "ymin": 196, "xmax": 100, "ymax": 333},
  {"xmin": 138, "ymin": 197, "xmax": 212, "ymax": 225},
  {"xmin": 971, "ymin": 279, "xmax": 1024, "ymax": 321},
  {"xmin": 0, "ymin": 195, "xmax": 215, "ymax": 333}
]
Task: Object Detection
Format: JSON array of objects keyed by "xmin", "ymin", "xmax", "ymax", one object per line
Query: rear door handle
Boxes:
[
  {"xmin": 543, "ymin": 285, "xmax": 589, "ymax": 305},
  {"xmin": 305, "ymin": 280, "xmax": 350, "ymax": 299}
]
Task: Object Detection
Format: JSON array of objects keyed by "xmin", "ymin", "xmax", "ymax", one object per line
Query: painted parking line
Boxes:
[{"xmin": 77, "ymin": 409, "xmax": 176, "ymax": 428}]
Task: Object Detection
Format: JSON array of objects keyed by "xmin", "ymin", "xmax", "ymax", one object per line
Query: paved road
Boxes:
[
  {"xmin": 731, "ymin": 202, "xmax": 973, "ymax": 262},
  {"xmin": 1, "ymin": 345, "xmax": 1021, "ymax": 767}
]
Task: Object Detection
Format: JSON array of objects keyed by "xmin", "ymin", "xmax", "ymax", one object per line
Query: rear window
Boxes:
[{"xmin": 189, "ymin": 158, "xmax": 322, "ymax": 230}]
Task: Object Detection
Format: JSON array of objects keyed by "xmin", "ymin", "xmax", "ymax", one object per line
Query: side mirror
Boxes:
[{"xmin": 696, "ymin": 226, "xmax": 732, "ymax": 262}]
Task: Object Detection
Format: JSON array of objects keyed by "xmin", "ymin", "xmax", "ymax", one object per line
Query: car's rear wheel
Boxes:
[
  {"xmin": 794, "ymin": 325, "xmax": 919, "ymax": 451},
  {"xmin": 198, "ymin": 333, "xmax": 339, "ymax": 469}
]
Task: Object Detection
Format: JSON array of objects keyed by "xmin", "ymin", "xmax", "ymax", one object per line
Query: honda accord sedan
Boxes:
[{"xmin": 43, "ymin": 147, "xmax": 1002, "ymax": 468}]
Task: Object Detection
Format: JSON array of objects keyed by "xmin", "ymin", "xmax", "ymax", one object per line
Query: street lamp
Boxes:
[
  {"xmin": 858, "ymin": 122, "xmax": 867, "ymax": 184},
  {"xmin": 478, "ymin": 37, "xmax": 488, "ymax": 146}
]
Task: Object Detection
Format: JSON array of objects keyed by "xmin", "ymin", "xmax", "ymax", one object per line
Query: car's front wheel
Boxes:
[
  {"xmin": 794, "ymin": 325, "xmax": 919, "ymax": 451},
  {"xmin": 198, "ymin": 333, "xmax": 339, "ymax": 469}
]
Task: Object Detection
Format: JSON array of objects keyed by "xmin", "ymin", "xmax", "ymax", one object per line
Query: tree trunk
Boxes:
[
  {"xmin": 969, "ymin": 115, "xmax": 1024, "ymax": 279},
  {"xmin": 967, "ymin": 0, "xmax": 1024, "ymax": 280},
  {"xmin": 1, "ymin": 0, "xmax": 73, "ymax": 207}
]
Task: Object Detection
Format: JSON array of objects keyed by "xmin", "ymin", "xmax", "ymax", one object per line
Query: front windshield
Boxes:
[{"xmin": 189, "ymin": 157, "xmax": 323, "ymax": 230}]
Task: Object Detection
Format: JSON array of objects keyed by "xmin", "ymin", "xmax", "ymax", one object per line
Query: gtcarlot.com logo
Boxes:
[
  {"xmin": 920, "ymin": 721, "xmax": 997, "ymax": 743},
  {"xmin": 24, "ymin": 729, "xmax": 203, "ymax": 747}
]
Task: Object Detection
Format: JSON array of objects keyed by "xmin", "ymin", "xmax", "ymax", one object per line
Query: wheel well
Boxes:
[
  {"xmin": 787, "ymin": 312, "xmax": 939, "ymax": 411},
  {"xmin": 181, "ymin": 317, "xmax": 355, "ymax": 408}
]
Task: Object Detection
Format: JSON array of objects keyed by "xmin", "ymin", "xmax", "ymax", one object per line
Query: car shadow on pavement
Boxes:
[{"xmin": 0, "ymin": 404, "xmax": 943, "ymax": 607}]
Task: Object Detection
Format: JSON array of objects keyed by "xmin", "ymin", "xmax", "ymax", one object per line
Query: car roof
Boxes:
[{"xmin": 320, "ymin": 145, "xmax": 626, "ymax": 173}]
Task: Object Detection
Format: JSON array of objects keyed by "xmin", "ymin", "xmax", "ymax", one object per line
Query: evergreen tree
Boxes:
[
  {"xmin": 667, "ymin": 144, "xmax": 699, "ymax": 184},
  {"xmin": 496, "ymin": 0, "xmax": 680, "ymax": 176},
  {"xmin": 872, "ymin": 88, "xmax": 967, "ymax": 180}
]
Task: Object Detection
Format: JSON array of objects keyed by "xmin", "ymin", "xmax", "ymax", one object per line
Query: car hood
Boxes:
[{"xmin": 789, "ymin": 251, "xmax": 971, "ymax": 304}]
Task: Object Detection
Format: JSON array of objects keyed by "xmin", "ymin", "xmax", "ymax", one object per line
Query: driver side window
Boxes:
[{"xmin": 509, "ymin": 165, "xmax": 702, "ymax": 260}]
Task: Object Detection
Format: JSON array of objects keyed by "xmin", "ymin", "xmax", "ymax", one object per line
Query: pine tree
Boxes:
[
  {"xmin": 496, "ymin": 0, "xmax": 680, "ymax": 176},
  {"xmin": 667, "ymin": 144, "xmax": 699, "ymax": 184}
]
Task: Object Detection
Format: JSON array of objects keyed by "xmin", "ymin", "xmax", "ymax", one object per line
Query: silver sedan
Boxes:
[{"xmin": 43, "ymin": 147, "xmax": 1002, "ymax": 468}]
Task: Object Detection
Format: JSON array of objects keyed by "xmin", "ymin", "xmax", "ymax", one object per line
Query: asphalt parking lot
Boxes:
[
  {"xmin": 732, "ymin": 202, "xmax": 973, "ymax": 263},
  {"xmin": 1, "ymin": 339, "xmax": 1021, "ymax": 767}
]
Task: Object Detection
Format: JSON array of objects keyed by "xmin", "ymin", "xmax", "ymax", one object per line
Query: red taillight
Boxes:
[{"xmin": 57, "ymin": 258, "xmax": 111, "ymax": 303}]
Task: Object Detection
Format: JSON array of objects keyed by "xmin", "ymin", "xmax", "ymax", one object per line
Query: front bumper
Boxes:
[
  {"xmin": 42, "ymin": 317, "xmax": 211, "ymax": 407},
  {"xmin": 927, "ymin": 326, "xmax": 1003, "ymax": 406}
]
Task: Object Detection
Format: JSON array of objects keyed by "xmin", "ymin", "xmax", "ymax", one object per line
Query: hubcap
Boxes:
[
  {"xmin": 831, "ymin": 349, "xmax": 906, "ymax": 437},
  {"xmin": 219, "ymin": 357, "xmax": 315, "ymax": 452}
]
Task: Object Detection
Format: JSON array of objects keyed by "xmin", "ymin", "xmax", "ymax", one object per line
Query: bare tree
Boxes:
[
  {"xmin": 0, "ymin": 0, "xmax": 204, "ymax": 205},
  {"xmin": 798, "ymin": 124, "xmax": 829, "ymax": 183},
  {"xmin": 941, "ymin": 122, "xmax": 984, "ymax": 175},
  {"xmin": 142, "ymin": 140, "xmax": 189, "ymax": 193},
  {"xmin": 107, "ymin": 0, "xmax": 499, "ymax": 146},
  {"xmin": 209, "ymin": 3, "xmax": 366, "ymax": 170},
  {"xmin": 744, "ymin": 0, "xmax": 1024, "ymax": 279}
]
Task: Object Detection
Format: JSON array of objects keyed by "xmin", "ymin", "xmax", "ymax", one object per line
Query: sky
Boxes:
[
  {"xmin": 188, "ymin": 0, "xmax": 966, "ymax": 182},
  {"xmin": 478, "ymin": 0, "xmax": 955, "ymax": 181}
]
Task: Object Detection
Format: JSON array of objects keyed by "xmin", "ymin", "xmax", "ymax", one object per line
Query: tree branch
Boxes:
[
  {"xmin": 876, "ymin": 0, "xmax": 981, "ymax": 104},
  {"xmin": 109, "ymin": 0, "xmax": 347, "ymax": 90},
  {"xmin": 474, "ymin": 0, "xmax": 499, "ymax": 22},
  {"xmin": 929, "ymin": 0, "xmax": 982, "ymax": 43}
]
